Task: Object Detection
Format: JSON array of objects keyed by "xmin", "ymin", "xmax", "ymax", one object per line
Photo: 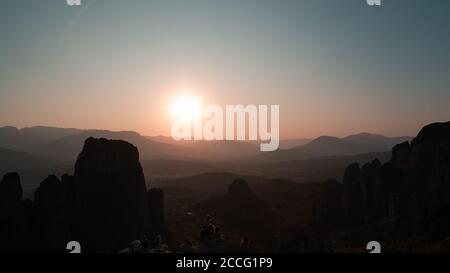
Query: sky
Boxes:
[{"xmin": 0, "ymin": 0, "xmax": 449, "ymax": 139}]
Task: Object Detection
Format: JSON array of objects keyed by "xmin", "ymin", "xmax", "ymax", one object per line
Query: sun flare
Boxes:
[{"xmin": 170, "ymin": 95, "xmax": 203, "ymax": 124}]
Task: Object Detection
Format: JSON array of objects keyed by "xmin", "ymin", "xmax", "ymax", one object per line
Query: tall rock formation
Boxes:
[
  {"xmin": 74, "ymin": 138, "xmax": 149, "ymax": 252},
  {"xmin": 32, "ymin": 175, "xmax": 69, "ymax": 252},
  {"xmin": 0, "ymin": 173, "xmax": 27, "ymax": 253},
  {"xmin": 315, "ymin": 122, "xmax": 450, "ymax": 243},
  {"xmin": 314, "ymin": 179, "xmax": 345, "ymax": 231},
  {"xmin": 0, "ymin": 173, "xmax": 22, "ymax": 213},
  {"xmin": 342, "ymin": 163, "xmax": 366, "ymax": 225}
]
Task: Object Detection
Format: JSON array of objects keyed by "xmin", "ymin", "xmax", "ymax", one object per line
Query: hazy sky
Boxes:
[{"xmin": 0, "ymin": 0, "xmax": 449, "ymax": 138}]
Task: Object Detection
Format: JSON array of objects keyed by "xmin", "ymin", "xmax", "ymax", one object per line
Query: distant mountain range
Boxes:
[
  {"xmin": 0, "ymin": 125, "xmax": 412, "ymax": 197},
  {"xmin": 0, "ymin": 126, "xmax": 199, "ymax": 162},
  {"xmin": 0, "ymin": 126, "xmax": 411, "ymax": 163},
  {"xmin": 0, "ymin": 126, "xmax": 83, "ymax": 151},
  {"xmin": 0, "ymin": 126, "xmax": 265, "ymax": 163},
  {"xmin": 0, "ymin": 147, "xmax": 55, "ymax": 173},
  {"xmin": 248, "ymin": 133, "xmax": 411, "ymax": 163},
  {"xmin": 278, "ymin": 138, "xmax": 313, "ymax": 149}
]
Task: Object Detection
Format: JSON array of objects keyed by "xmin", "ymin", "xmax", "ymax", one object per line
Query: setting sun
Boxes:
[{"xmin": 170, "ymin": 96, "xmax": 203, "ymax": 124}]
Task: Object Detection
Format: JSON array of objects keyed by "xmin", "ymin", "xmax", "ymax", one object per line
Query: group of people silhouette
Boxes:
[
  {"xmin": 127, "ymin": 232, "xmax": 164, "ymax": 253},
  {"xmin": 126, "ymin": 214, "xmax": 252, "ymax": 253}
]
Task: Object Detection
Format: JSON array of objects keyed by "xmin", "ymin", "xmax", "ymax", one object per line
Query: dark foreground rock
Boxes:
[
  {"xmin": 74, "ymin": 138, "xmax": 150, "ymax": 252},
  {"xmin": 315, "ymin": 122, "xmax": 450, "ymax": 250},
  {"xmin": 0, "ymin": 137, "xmax": 166, "ymax": 253}
]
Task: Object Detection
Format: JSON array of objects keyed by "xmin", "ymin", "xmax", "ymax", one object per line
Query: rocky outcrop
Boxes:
[
  {"xmin": 223, "ymin": 179, "xmax": 268, "ymax": 226},
  {"xmin": 0, "ymin": 137, "xmax": 168, "ymax": 253},
  {"xmin": 74, "ymin": 137, "xmax": 149, "ymax": 252},
  {"xmin": 361, "ymin": 159, "xmax": 387, "ymax": 220},
  {"xmin": 0, "ymin": 173, "xmax": 22, "ymax": 213},
  {"xmin": 193, "ymin": 178, "xmax": 272, "ymax": 230},
  {"xmin": 228, "ymin": 179, "xmax": 259, "ymax": 201},
  {"xmin": 0, "ymin": 173, "xmax": 27, "ymax": 253},
  {"xmin": 342, "ymin": 163, "xmax": 366, "ymax": 225},
  {"xmin": 314, "ymin": 179, "xmax": 345, "ymax": 231},
  {"xmin": 391, "ymin": 141, "xmax": 410, "ymax": 169},
  {"xmin": 32, "ymin": 175, "xmax": 69, "ymax": 252},
  {"xmin": 315, "ymin": 121, "xmax": 450, "ymax": 242}
]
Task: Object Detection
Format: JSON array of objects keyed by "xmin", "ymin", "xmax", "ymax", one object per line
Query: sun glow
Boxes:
[{"xmin": 170, "ymin": 95, "xmax": 203, "ymax": 124}]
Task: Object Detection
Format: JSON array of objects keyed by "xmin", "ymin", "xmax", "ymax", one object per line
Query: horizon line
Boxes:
[{"xmin": 0, "ymin": 124, "xmax": 415, "ymax": 140}]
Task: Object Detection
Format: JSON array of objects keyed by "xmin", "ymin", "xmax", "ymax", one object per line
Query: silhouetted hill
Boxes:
[
  {"xmin": 1, "ymin": 126, "xmax": 259, "ymax": 162},
  {"xmin": 145, "ymin": 135, "xmax": 185, "ymax": 146},
  {"xmin": 279, "ymin": 138, "xmax": 313, "ymax": 149},
  {"xmin": 304, "ymin": 135, "xmax": 383, "ymax": 154},
  {"xmin": 249, "ymin": 133, "xmax": 411, "ymax": 163},
  {"xmin": 155, "ymin": 172, "xmax": 247, "ymax": 195},
  {"xmin": 247, "ymin": 151, "xmax": 391, "ymax": 182},
  {"xmin": 0, "ymin": 126, "xmax": 83, "ymax": 151},
  {"xmin": 0, "ymin": 147, "xmax": 56, "ymax": 174},
  {"xmin": 155, "ymin": 172, "xmax": 313, "ymax": 197},
  {"xmin": 33, "ymin": 130, "xmax": 201, "ymax": 162},
  {"xmin": 344, "ymin": 133, "xmax": 411, "ymax": 149},
  {"xmin": 1, "ymin": 126, "xmax": 411, "ymax": 165},
  {"xmin": 194, "ymin": 179, "xmax": 274, "ymax": 232},
  {"xmin": 1, "ymin": 126, "xmax": 211, "ymax": 162}
]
